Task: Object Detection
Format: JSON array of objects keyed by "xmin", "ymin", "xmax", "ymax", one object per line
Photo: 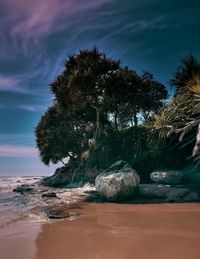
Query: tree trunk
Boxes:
[
  {"xmin": 61, "ymin": 159, "xmax": 66, "ymax": 166},
  {"xmin": 193, "ymin": 122, "xmax": 200, "ymax": 156},
  {"xmin": 96, "ymin": 107, "xmax": 100, "ymax": 139},
  {"xmin": 114, "ymin": 112, "xmax": 119, "ymax": 132},
  {"xmin": 133, "ymin": 109, "xmax": 138, "ymax": 126},
  {"xmin": 91, "ymin": 105, "xmax": 101, "ymax": 141}
]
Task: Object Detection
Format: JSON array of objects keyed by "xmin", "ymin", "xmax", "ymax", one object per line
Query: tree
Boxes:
[
  {"xmin": 51, "ymin": 47, "xmax": 119, "ymax": 143},
  {"xmin": 36, "ymin": 48, "xmax": 167, "ymax": 170},
  {"xmin": 170, "ymin": 55, "xmax": 200, "ymax": 95},
  {"xmin": 149, "ymin": 55, "xmax": 200, "ymax": 165},
  {"xmin": 35, "ymin": 105, "xmax": 82, "ymax": 165}
]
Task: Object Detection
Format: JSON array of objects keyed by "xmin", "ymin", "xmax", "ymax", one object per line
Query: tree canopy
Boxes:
[{"xmin": 35, "ymin": 48, "xmax": 167, "ymax": 170}]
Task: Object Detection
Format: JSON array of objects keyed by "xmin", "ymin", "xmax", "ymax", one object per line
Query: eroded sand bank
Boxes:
[{"xmin": 1, "ymin": 203, "xmax": 200, "ymax": 259}]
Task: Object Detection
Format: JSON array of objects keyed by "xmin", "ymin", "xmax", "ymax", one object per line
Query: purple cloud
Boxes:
[
  {"xmin": 0, "ymin": 145, "xmax": 38, "ymax": 157},
  {"xmin": 1, "ymin": 0, "xmax": 111, "ymax": 51},
  {"xmin": 0, "ymin": 75, "xmax": 22, "ymax": 92},
  {"xmin": 0, "ymin": 0, "xmax": 112, "ymax": 94}
]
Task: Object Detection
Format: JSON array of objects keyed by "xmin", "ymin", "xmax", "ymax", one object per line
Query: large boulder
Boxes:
[
  {"xmin": 150, "ymin": 169, "xmax": 184, "ymax": 185},
  {"xmin": 139, "ymin": 184, "xmax": 200, "ymax": 202},
  {"xmin": 42, "ymin": 166, "xmax": 74, "ymax": 187},
  {"xmin": 95, "ymin": 160, "xmax": 140, "ymax": 201}
]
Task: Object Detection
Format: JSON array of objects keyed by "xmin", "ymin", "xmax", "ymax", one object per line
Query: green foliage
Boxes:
[
  {"xmin": 35, "ymin": 48, "xmax": 167, "ymax": 177},
  {"xmin": 35, "ymin": 105, "xmax": 82, "ymax": 165},
  {"xmin": 170, "ymin": 55, "xmax": 200, "ymax": 95},
  {"xmin": 150, "ymin": 55, "xmax": 200, "ymax": 165}
]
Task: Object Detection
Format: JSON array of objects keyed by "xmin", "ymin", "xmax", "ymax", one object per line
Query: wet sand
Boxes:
[
  {"xmin": 1, "ymin": 203, "xmax": 200, "ymax": 259},
  {"xmin": 0, "ymin": 221, "xmax": 41, "ymax": 259}
]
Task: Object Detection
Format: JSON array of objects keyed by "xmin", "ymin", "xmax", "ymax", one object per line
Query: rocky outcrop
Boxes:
[
  {"xmin": 150, "ymin": 169, "xmax": 184, "ymax": 185},
  {"xmin": 41, "ymin": 166, "xmax": 74, "ymax": 187},
  {"xmin": 42, "ymin": 165, "xmax": 86, "ymax": 188},
  {"xmin": 95, "ymin": 160, "xmax": 140, "ymax": 201},
  {"xmin": 139, "ymin": 184, "xmax": 200, "ymax": 202}
]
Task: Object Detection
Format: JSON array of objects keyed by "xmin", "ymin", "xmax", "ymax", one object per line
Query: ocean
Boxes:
[
  {"xmin": 0, "ymin": 176, "xmax": 95, "ymax": 228},
  {"xmin": 0, "ymin": 176, "xmax": 42, "ymax": 227}
]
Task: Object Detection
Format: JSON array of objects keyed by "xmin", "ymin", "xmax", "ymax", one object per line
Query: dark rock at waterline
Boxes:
[
  {"xmin": 42, "ymin": 192, "xmax": 57, "ymax": 198},
  {"xmin": 41, "ymin": 165, "xmax": 85, "ymax": 188},
  {"xmin": 95, "ymin": 160, "xmax": 140, "ymax": 201},
  {"xmin": 139, "ymin": 183, "xmax": 200, "ymax": 202},
  {"xmin": 150, "ymin": 169, "xmax": 184, "ymax": 185},
  {"xmin": 43, "ymin": 203, "xmax": 81, "ymax": 219},
  {"xmin": 13, "ymin": 184, "xmax": 34, "ymax": 194},
  {"xmin": 41, "ymin": 166, "xmax": 74, "ymax": 187},
  {"xmin": 44, "ymin": 205, "xmax": 68, "ymax": 219}
]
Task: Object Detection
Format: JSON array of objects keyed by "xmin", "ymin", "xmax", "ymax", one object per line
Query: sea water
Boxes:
[{"xmin": 0, "ymin": 176, "xmax": 42, "ymax": 227}]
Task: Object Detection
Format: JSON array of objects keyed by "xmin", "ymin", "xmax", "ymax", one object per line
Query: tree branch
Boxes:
[
  {"xmin": 193, "ymin": 122, "xmax": 200, "ymax": 156},
  {"xmin": 167, "ymin": 118, "xmax": 200, "ymax": 141}
]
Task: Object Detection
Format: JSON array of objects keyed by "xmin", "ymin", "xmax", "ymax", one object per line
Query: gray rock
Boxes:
[
  {"xmin": 95, "ymin": 161, "xmax": 140, "ymax": 201},
  {"xmin": 139, "ymin": 184, "xmax": 200, "ymax": 202},
  {"xmin": 150, "ymin": 169, "xmax": 184, "ymax": 184}
]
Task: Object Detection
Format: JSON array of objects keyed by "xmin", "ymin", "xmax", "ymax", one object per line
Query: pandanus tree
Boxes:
[
  {"xmin": 35, "ymin": 105, "xmax": 83, "ymax": 166},
  {"xmin": 51, "ymin": 48, "xmax": 119, "ymax": 143},
  {"xmin": 36, "ymin": 48, "xmax": 167, "ymax": 169},
  {"xmin": 149, "ymin": 55, "xmax": 200, "ymax": 165}
]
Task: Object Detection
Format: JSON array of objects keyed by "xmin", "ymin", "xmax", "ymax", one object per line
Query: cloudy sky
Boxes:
[{"xmin": 0, "ymin": 0, "xmax": 200, "ymax": 176}]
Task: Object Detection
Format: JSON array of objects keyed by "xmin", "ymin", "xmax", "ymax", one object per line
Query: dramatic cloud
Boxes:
[
  {"xmin": 0, "ymin": 0, "xmax": 199, "ymax": 175},
  {"xmin": 1, "ymin": 0, "xmax": 111, "ymax": 55}
]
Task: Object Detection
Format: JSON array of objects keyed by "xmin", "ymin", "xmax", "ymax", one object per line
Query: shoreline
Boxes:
[{"xmin": 1, "ymin": 202, "xmax": 200, "ymax": 259}]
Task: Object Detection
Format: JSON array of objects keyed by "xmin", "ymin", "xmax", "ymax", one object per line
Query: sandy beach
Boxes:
[{"xmin": 1, "ymin": 203, "xmax": 200, "ymax": 259}]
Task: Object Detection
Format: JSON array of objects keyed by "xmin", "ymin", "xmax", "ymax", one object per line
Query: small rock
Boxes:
[
  {"xmin": 42, "ymin": 192, "xmax": 57, "ymax": 198},
  {"xmin": 44, "ymin": 203, "xmax": 81, "ymax": 219},
  {"xmin": 150, "ymin": 169, "xmax": 184, "ymax": 184}
]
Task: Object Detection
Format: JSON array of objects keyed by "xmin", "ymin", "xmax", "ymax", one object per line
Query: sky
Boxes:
[{"xmin": 0, "ymin": 0, "xmax": 200, "ymax": 176}]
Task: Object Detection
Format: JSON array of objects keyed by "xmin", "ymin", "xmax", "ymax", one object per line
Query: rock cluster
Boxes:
[
  {"xmin": 95, "ymin": 162, "xmax": 200, "ymax": 202},
  {"xmin": 139, "ymin": 168, "xmax": 200, "ymax": 202},
  {"xmin": 39, "ymin": 159, "xmax": 200, "ymax": 203}
]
